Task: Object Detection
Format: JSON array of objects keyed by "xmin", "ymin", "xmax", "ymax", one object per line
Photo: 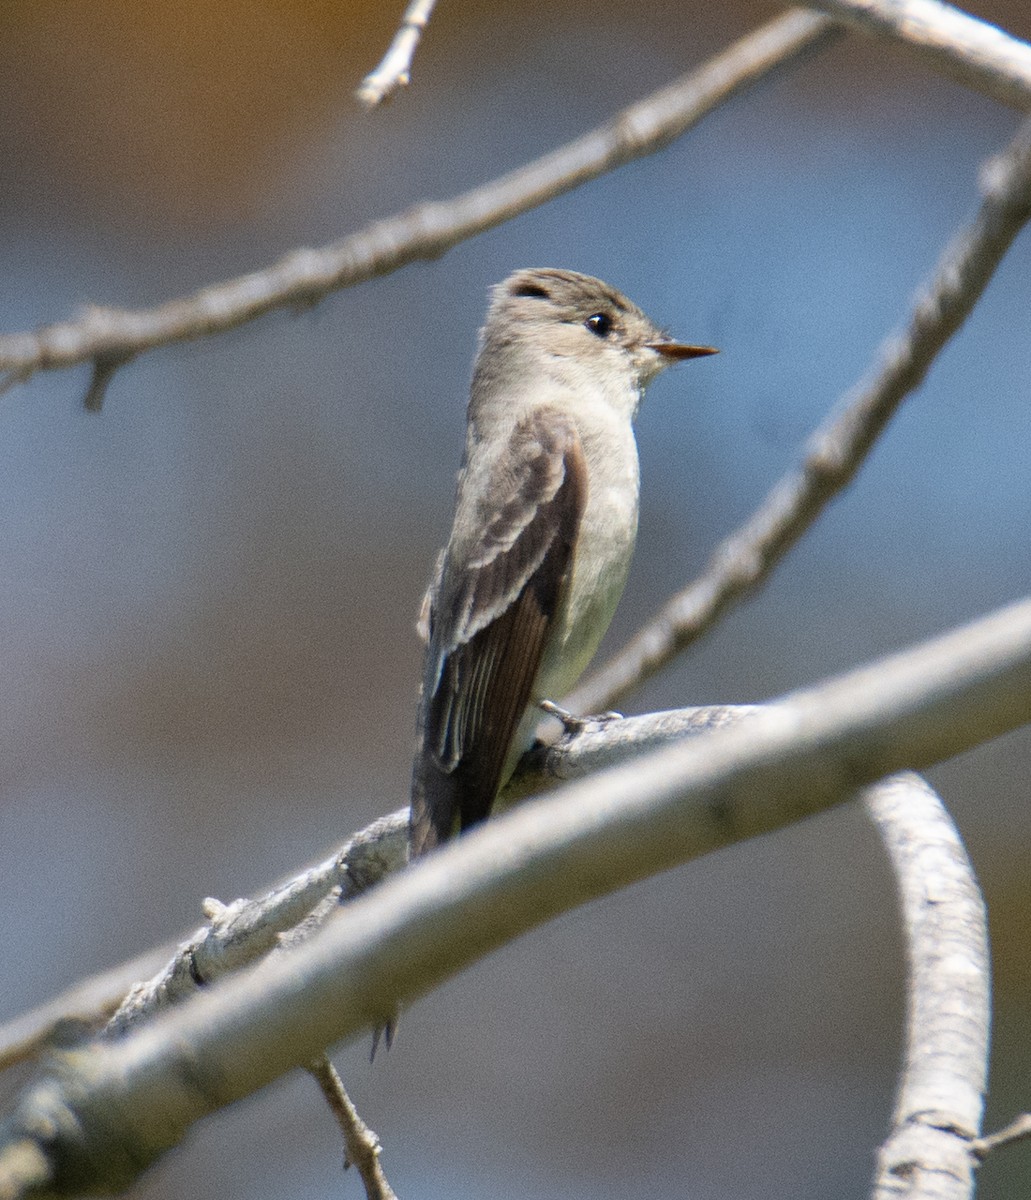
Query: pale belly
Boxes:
[
  {"xmin": 536, "ymin": 485, "xmax": 638, "ymax": 701},
  {"xmin": 500, "ymin": 464, "xmax": 640, "ymax": 785}
]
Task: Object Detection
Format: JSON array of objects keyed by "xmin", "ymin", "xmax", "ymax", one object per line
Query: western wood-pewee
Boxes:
[{"xmin": 410, "ymin": 267, "xmax": 716, "ymax": 857}]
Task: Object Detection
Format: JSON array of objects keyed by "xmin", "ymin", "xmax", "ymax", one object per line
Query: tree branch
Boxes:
[
  {"xmin": 3, "ymin": 4, "xmax": 1027, "ymax": 405},
  {"xmin": 972, "ymin": 1112, "xmax": 1031, "ymax": 1160},
  {"xmin": 568, "ymin": 110, "xmax": 1031, "ymax": 713},
  {"xmin": 0, "ymin": 945, "xmax": 174, "ymax": 1073},
  {"xmin": 0, "ymin": 710, "xmax": 748, "ymax": 1066},
  {"xmin": 356, "ymin": 0, "xmax": 439, "ymax": 108},
  {"xmin": 866, "ymin": 774, "xmax": 990, "ymax": 1200},
  {"xmin": 804, "ymin": 0, "xmax": 1031, "ymax": 111},
  {"xmin": 307, "ymin": 1056, "xmax": 397, "ymax": 1200},
  {"xmin": 0, "ymin": 10, "xmax": 839, "ymax": 401},
  {"xmin": 104, "ymin": 810, "xmax": 409, "ymax": 1037},
  {"xmin": 2, "ymin": 593, "xmax": 1031, "ymax": 1197}
]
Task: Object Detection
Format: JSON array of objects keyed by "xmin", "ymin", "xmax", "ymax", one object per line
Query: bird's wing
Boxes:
[{"xmin": 410, "ymin": 408, "xmax": 586, "ymax": 855}]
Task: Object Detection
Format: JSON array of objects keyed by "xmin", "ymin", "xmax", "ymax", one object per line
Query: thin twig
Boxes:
[
  {"xmin": 972, "ymin": 1112, "xmax": 1031, "ymax": 1160},
  {"xmin": 866, "ymin": 774, "xmax": 990, "ymax": 1200},
  {"xmin": 568, "ymin": 111, "xmax": 1031, "ymax": 713},
  {"xmin": 3, "ymin": 594, "xmax": 1031, "ymax": 1197},
  {"xmin": 806, "ymin": 0, "xmax": 1031, "ymax": 112},
  {"xmin": 0, "ymin": 11, "xmax": 839, "ymax": 395},
  {"xmin": 307, "ymin": 1056, "xmax": 398, "ymax": 1200},
  {"xmin": 83, "ymin": 353, "xmax": 131, "ymax": 413},
  {"xmin": 356, "ymin": 0, "xmax": 439, "ymax": 108},
  {"xmin": 2, "ymin": 4, "xmax": 1026, "ymax": 398}
]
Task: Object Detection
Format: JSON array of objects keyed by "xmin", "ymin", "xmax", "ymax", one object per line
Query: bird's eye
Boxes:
[{"xmin": 584, "ymin": 312, "xmax": 613, "ymax": 338}]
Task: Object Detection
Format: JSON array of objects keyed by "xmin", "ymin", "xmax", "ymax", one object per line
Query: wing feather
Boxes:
[{"xmin": 410, "ymin": 409, "xmax": 586, "ymax": 855}]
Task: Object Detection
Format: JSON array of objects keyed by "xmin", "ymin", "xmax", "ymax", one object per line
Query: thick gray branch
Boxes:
[
  {"xmin": 867, "ymin": 775, "xmax": 990, "ymax": 1200},
  {"xmin": 99, "ymin": 711, "xmax": 750, "ymax": 1039},
  {"xmin": 0, "ymin": 710, "xmax": 748, "ymax": 1069},
  {"xmin": 2, "ymin": 593, "xmax": 1031, "ymax": 1197},
  {"xmin": 569, "ymin": 110, "xmax": 1031, "ymax": 713},
  {"xmin": 508, "ymin": 704, "xmax": 760, "ymax": 797}
]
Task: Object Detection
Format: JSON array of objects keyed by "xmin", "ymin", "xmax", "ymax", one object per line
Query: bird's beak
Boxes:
[{"xmin": 646, "ymin": 340, "xmax": 719, "ymax": 361}]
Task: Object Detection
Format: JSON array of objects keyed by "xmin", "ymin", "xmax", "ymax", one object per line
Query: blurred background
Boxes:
[{"xmin": 1, "ymin": 1, "xmax": 1030, "ymax": 1196}]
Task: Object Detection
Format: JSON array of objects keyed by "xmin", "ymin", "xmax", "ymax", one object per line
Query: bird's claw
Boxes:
[
  {"xmin": 539, "ymin": 699, "xmax": 623, "ymax": 735},
  {"xmin": 369, "ymin": 1017, "xmax": 397, "ymax": 1062}
]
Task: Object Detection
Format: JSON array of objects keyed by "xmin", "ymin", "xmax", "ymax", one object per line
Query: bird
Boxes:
[{"xmin": 409, "ymin": 267, "xmax": 717, "ymax": 859}]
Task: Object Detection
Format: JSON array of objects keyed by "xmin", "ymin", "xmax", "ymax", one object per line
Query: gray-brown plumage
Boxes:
[{"xmin": 410, "ymin": 268, "xmax": 716, "ymax": 858}]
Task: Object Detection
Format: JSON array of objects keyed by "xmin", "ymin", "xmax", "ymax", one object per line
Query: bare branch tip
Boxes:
[
  {"xmin": 83, "ymin": 355, "xmax": 130, "ymax": 413},
  {"xmin": 355, "ymin": 82, "xmax": 386, "ymax": 110},
  {"xmin": 356, "ymin": 0, "xmax": 437, "ymax": 109},
  {"xmin": 356, "ymin": 70, "xmax": 412, "ymax": 108}
]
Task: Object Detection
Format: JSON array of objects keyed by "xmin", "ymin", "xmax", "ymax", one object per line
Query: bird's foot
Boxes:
[
  {"xmin": 539, "ymin": 699, "xmax": 623, "ymax": 735},
  {"xmin": 369, "ymin": 1016, "xmax": 397, "ymax": 1062}
]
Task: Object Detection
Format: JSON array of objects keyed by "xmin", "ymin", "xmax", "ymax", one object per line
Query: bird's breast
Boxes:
[{"xmin": 535, "ymin": 414, "xmax": 640, "ymax": 701}]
